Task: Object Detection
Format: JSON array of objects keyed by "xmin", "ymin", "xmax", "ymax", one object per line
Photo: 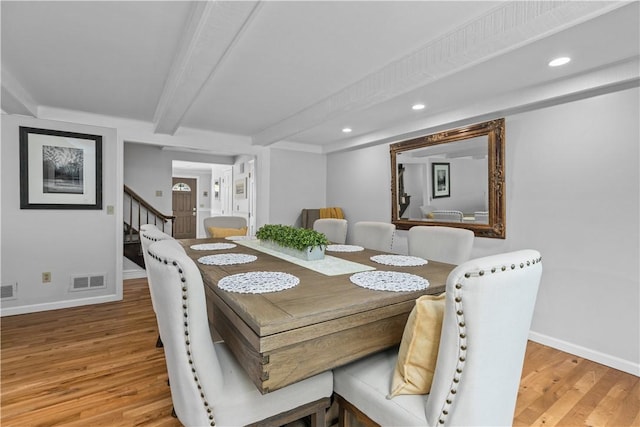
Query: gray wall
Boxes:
[
  {"xmin": 1, "ymin": 115, "xmax": 119, "ymax": 314},
  {"xmin": 326, "ymin": 87, "xmax": 639, "ymax": 374},
  {"xmin": 268, "ymin": 148, "xmax": 327, "ymax": 227}
]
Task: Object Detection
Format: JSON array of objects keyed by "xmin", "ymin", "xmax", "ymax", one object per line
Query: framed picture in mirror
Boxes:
[{"xmin": 432, "ymin": 163, "xmax": 450, "ymax": 198}]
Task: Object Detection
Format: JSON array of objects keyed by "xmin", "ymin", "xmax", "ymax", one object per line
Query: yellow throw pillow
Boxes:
[
  {"xmin": 389, "ymin": 293, "xmax": 446, "ymax": 397},
  {"xmin": 208, "ymin": 226, "xmax": 247, "ymax": 238}
]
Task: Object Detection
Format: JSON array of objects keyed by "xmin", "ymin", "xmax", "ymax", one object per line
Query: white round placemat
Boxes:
[
  {"xmin": 350, "ymin": 271, "xmax": 429, "ymax": 292},
  {"xmin": 326, "ymin": 244, "xmax": 365, "ymax": 252},
  {"xmin": 197, "ymin": 254, "xmax": 257, "ymax": 266},
  {"xmin": 218, "ymin": 271, "xmax": 300, "ymax": 294},
  {"xmin": 190, "ymin": 242, "xmax": 237, "ymax": 251},
  {"xmin": 370, "ymin": 254, "xmax": 427, "ymax": 267}
]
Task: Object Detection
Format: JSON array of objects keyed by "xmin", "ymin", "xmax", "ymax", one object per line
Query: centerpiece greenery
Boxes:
[{"xmin": 256, "ymin": 224, "xmax": 329, "ymax": 251}]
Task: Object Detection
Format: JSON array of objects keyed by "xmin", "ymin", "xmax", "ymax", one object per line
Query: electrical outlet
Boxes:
[{"xmin": 42, "ymin": 272, "xmax": 51, "ymax": 283}]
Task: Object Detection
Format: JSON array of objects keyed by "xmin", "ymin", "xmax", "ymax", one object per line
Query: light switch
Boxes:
[
  {"xmin": 156, "ymin": 190, "xmax": 163, "ymax": 197},
  {"xmin": 106, "ymin": 205, "xmax": 115, "ymax": 215}
]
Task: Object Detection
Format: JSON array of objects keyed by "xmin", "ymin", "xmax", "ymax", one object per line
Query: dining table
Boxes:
[{"xmin": 180, "ymin": 237, "xmax": 454, "ymax": 394}]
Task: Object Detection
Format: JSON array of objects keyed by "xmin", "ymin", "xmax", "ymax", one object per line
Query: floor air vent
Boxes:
[
  {"xmin": 1, "ymin": 284, "xmax": 16, "ymax": 300},
  {"xmin": 71, "ymin": 274, "xmax": 107, "ymax": 291}
]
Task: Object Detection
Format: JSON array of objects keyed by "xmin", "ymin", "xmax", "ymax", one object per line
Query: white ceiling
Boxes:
[{"xmin": 2, "ymin": 1, "xmax": 638, "ymax": 154}]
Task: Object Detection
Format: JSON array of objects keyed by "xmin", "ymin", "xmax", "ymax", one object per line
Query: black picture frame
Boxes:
[
  {"xmin": 432, "ymin": 162, "xmax": 450, "ymax": 198},
  {"xmin": 19, "ymin": 127, "xmax": 103, "ymax": 210}
]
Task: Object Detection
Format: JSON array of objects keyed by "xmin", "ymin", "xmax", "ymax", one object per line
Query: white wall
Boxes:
[
  {"xmin": 1, "ymin": 115, "xmax": 120, "ymax": 314},
  {"xmin": 326, "ymin": 87, "xmax": 640, "ymax": 375},
  {"xmin": 268, "ymin": 148, "xmax": 327, "ymax": 227},
  {"xmin": 124, "ymin": 142, "xmax": 234, "ymax": 215},
  {"xmin": 327, "ymin": 143, "xmax": 392, "ymax": 241},
  {"xmin": 124, "ymin": 143, "xmax": 173, "ymax": 214}
]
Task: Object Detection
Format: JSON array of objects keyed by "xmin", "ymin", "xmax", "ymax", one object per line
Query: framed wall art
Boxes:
[
  {"xmin": 432, "ymin": 162, "xmax": 450, "ymax": 198},
  {"xmin": 19, "ymin": 127, "xmax": 103, "ymax": 209},
  {"xmin": 234, "ymin": 178, "xmax": 246, "ymax": 199}
]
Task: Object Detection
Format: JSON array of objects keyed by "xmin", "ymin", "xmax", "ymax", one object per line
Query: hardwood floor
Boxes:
[{"xmin": 1, "ymin": 278, "xmax": 638, "ymax": 426}]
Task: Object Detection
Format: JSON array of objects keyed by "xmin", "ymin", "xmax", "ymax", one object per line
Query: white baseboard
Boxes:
[
  {"xmin": 123, "ymin": 269, "xmax": 146, "ymax": 280},
  {"xmin": 529, "ymin": 331, "xmax": 639, "ymax": 377},
  {"xmin": 0, "ymin": 294, "xmax": 121, "ymax": 317}
]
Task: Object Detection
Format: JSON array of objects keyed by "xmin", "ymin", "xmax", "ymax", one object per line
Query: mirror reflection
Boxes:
[
  {"xmin": 390, "ymin": 119, "xmax": 505, "ymax": 238},
  {"xmin": 397, "ymin": 135, "xmax": 489, "ymax": 223}
]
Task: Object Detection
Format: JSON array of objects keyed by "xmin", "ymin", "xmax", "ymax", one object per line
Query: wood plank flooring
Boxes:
[{"xmin": 1, "ymin": 278, "xmax": 638, "ymax": 426}]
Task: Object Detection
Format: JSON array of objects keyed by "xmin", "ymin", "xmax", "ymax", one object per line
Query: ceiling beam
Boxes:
[
  {"xmin": 251, "ymin": 0, "xmax": 626, "ymax": 146},
  {"xmin": 1, "ymin": 69, "xmax": 37, "ymax": 117},
  {"xmin": 153, "ymin": 0, "xmax": 260, "ymax": 135}
]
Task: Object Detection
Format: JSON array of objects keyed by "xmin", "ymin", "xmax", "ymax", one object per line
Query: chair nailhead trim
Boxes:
[
  {"xmin": 436, "ymin": 254, "xmax": 542, "ymax": 426},
  {"xmin": 148, "ymin": 250, "xmax": 216, "ymax": 426}
]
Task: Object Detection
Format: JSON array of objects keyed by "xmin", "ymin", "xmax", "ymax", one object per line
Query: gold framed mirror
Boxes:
[{"xmin": 390, "ymin": 118, "xmax": 505, "ymax": 239}]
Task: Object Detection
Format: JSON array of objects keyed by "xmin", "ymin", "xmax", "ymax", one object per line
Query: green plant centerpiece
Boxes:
[{"xmin": 256, "ymin": 224, "xmax": 329, "ymax": 261}]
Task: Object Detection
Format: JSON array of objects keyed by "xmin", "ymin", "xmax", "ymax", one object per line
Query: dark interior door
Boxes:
[{"xmin": 172, "ymin": 177, "xmax": 197, "ymax": 239}]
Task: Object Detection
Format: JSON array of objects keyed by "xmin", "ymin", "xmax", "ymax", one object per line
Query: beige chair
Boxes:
[
  {"xmin": 145, "ymin": 239, "xmax": 333, "ymax": 427},
  {"xmin": 351, "ymin": 221, "xmax": 395, "ymax": 252},
  {"xmin": 313, "ymin": 218, "xmax": 348, "ymax": 244},
  {"xmin": 333, "ymin": 250, "xmax": 542, "ymax": 426},
  {"xmin": 408, "ymin": 226, "xmax": 474, "ymax": 265},
  {"xmin": 203, "ymin": 216, "xmax": 247, "ymax": 237}
]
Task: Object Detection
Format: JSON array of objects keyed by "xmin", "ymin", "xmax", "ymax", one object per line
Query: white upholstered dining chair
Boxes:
[
  {"xmin": 351, "ymin": 221, "xmax": 396, "ymax": 252},
  {"xmin": 313, "ymin": 218, "xmax": 348, "ymax": 244},
  {"xmin": 333, "ymin": 249, "xmax": 542, "ymax": 427},
  {"xmin": 140, "ymin": 223, "xmax": 159, "ymax": 232},
  {"xmin": 408, "ymin": 226, "xmax": 475, "ymax": 265},
  {"xmin": 140, "ymin": 227, "xmax": 180, "ymax": 348},
  {"xmin": 203, "ymin": 216, "xmax": 247, "ymax": 237},
  {"xmin": 146, "ymin": 239, "xmax": 333, "ymax": 427}
]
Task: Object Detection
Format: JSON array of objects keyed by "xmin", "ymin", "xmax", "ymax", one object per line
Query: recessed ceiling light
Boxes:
[
  {"xmin": 342, "ymin": 127, "xmax": 352, "ymax": 133},
  {"xmin": 412, "ymin": 103, "xmax": 425, "ymax": 110},
  {"xmin": 548, "ymin": 57, "xmax": 571, "ymax": 67}
]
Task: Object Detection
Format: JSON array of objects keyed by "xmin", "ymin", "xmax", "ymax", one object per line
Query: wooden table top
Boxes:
[
  {"xmin": 180, "ymin": 237, "xmax": 455, "ymax": 392},
  {"xmin": 181, "ymin": 238, "xmax": 451, "ymax": 338}
]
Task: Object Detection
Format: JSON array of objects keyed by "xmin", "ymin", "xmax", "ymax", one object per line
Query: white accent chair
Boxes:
[
  {"xmin": 334, "ymin": 249, "xmax": 543, "ymax": 427},
  {"xmin": 140, "ymin": 227, "xmax": 180, "ymax": 348},
  {"xmin": 140, "ymin": 223, "xmax": 159, "ymax": 232},
  {"xmin": 203, "ymin": 216, "xmax": 247, "ymax": 237},
  {"xmin": 146, "ymin": 240, "xmax": 333, "ymax": 427},
  {"xmin": 431, "ymin": 210, "xmax": 464, "ymax": 222},
  {"xmin": 474, "ymin": 211, "xmax": 489, "ymax": 223},
  {"xmin": 351, "ymin": 221, "xmax": 396, "ymax": 252},
  {"xmin": 313, "ymin": 218, "xmax": 348, "ymax": 244},
  {"xmin": 408, "ymin": 226, "xmax": 475, "ymax": 265}
]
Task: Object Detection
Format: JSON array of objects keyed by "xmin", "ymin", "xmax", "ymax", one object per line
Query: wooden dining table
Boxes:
[{"xmin": 180, "ymin": 237, "xmax": 454, "ymax": 394}]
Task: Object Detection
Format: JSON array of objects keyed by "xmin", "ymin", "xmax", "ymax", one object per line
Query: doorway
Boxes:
[{"xmin": 172, "ymin": 177, "xmax": 197, "ymax": 239}]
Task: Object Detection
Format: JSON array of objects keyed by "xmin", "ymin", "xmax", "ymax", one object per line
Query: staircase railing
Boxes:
[{"xmin": 124, "ymin": 185, "xmax": 175, "ymax": 241}]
